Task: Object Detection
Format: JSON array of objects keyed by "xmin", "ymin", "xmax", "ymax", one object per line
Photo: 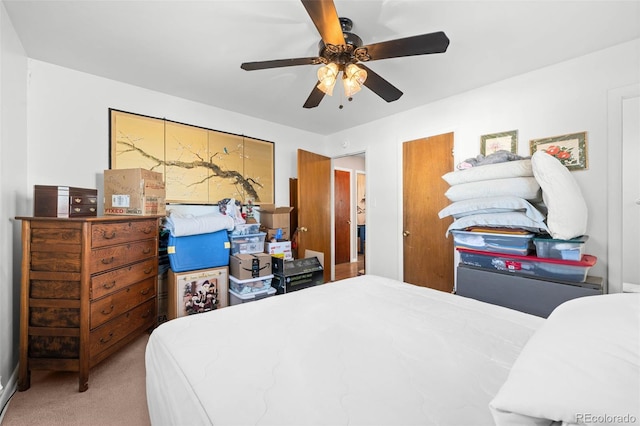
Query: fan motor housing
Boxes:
[{"xmin": 317, "ymin": 17, "xmax": 364, "ymax": 65}]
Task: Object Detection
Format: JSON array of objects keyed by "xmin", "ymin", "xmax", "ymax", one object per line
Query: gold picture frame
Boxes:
[
  {"xmin": 109, "ymin": 109, "xmax": 275, "ymax": 204},
  {"xmin": 529, "ymin": 131, "xmax": 588, "ymax": 170},
  {"xmin": 480, "ymin": 130, "xmax": 518, "ymax": 156}
]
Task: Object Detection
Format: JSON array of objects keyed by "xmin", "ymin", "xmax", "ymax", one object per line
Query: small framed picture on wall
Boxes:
[
  {"xmin": 480, "ymin": 130, "xmax": 518, "ymax": 156},
  {"xmin": 529, "ymin": 131, "xmax": 588, "ymax": 170}
]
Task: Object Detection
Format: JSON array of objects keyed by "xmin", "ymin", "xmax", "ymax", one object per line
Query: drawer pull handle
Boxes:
[
  {"xmin": 73, "ymin": 207, "xmax": 81, "ymax": 213},
  {"xmin": 141, "ymin": 288, "xmax": 151, "ymax": 296},
  {"xmin": 143, "ymin": 247, "xmax": 151, "ymax": 254},
  {"xmin": 143, "ymin": 227, "xmax": 153, "ymax": 234},
  {"xmin": 102, "ymin": 231, "xmax": 116, "ymax": 239},
  {"xmin": 100, "ymin": 332, "xmax": 114, "ymax": 344},
  {"xmin": 141, "ymin": 310, "xmax": 152, "ymax": 319},
  {"xmin": 90, "ymin": 207, "xmax": 96, "ymax": 212},
  {"xmin": 102, "ymin": 281, "xmax": 116, "ymax": 290},
  {"xmin": 74, "ymin": 198, "xmax": 82, "ymax": 203},
  {"xmin": 90, "ymin": 199, "xmax": 96, "ymax": 204},
  {"xmin": 101, "ymin": 257, "xmax": 114, "ymax": 265},
  {"xmin": 144, "ymin": 267, "xmax": 153, "ymax": 274},
  {"xmin": 101, "ymin": 305, "xmax": 114, "ymax": 315}
]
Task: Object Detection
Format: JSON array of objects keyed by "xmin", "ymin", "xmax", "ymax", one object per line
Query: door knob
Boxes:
[
  {"xmin": 299, "ymin": 226, "xmax": 308, "ymax": 232},
  {"xmin": 403, "ymin": 230, "xmax": 410, "ymax": 237},
  {"xmin": 636, "ymin": 198, "xmax": 640, "ymax": 205}
]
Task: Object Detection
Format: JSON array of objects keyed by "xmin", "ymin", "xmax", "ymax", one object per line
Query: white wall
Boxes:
[
  {"xmin": 26, "ymin": 59, "xmax": 326, "ymax": 209},
  {"xmin": 0, "ymin": 0, "xmax": 27, "ymax": 411},
  {"xmin": 325, "ymin": 39, "xmax": 640, "ymax": 290}
]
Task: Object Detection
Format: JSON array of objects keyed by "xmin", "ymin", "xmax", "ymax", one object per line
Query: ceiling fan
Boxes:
[{"xmin": 240, "ymin": 0, "xmax": 450, "ymax": 109}]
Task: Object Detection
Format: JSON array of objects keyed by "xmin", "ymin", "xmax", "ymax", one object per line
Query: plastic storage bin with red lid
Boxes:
[{"xmin": 457, "ymin": 248, "xmax": 597, "ymax": 282}]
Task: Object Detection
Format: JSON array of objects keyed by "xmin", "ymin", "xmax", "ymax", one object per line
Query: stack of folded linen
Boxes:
[
  {"xmin": 440, "ymin": 151, "xmax": 589, "ymax": 242},
  {"xmin": 439, "ymin": 158, "xmax": 550, "ymax": 236}
]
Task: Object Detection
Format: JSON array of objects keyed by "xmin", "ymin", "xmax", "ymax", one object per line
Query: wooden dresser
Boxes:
[{"xmin": 17, "ymin": 215, "xmax": 161, "ymax": 392}]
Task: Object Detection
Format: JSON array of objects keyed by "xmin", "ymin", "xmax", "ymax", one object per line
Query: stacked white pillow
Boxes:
[
  {"xmin": 530, "ymin": 151, "xmax": 587, "ymax": 240},
  {"xmin": 440, "ymin": 159, "xmax": 549, "ymax": 235}
]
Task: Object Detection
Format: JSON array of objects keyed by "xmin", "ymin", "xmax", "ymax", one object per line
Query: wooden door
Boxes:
[
  {"xmin": 334, "ymin": 169, "xmax": 351, "ymax": 264},
  {"xmin": 402, "ymin": 133, "xmax": 454, "ymax": 292},
  {"xmin": 297, "ymin": 149, "xmax": 332, "ymax": 283}
]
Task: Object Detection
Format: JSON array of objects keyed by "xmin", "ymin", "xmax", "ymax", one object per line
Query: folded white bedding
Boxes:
[
  {"xmin": 438, "ymin": 196, "xmax": 546, "ymax": 222},
  {"xmin": 164, "ymin": 211, "xmax": 234, "ymax": 237},
  {"xmin": 446, "ymin": 211, "xmax": 550, "ymax": 235},
  {"xmin": 445, "ymin": 177, "xmax": 541, "ymax": 202},
  {"xmin": 443, "ymin": 159, "xmax": 533, "ymax": 186}
]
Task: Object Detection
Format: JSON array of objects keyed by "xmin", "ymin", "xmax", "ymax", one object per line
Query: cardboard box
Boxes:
[
  {"xmin": 258, "ymin": 205, "xmax": 293, "ymax": 229},
  {"xmin": 168, "ymin": 266, "xmax": 229, "ymax": 320},
  {"xmin": 104, "ymin": 168, "xmax": 166, "ymax": 216},
  {"xmin": 265, "ymin": 241, "xmax": 293, "ymax": 260},
  {"xmin": 271, "ymin": 256, "xmax": 324, "ymax": 294},
  {"xmin": 261, "ymin": 226, "xmax": 290, "ymax": 241},
  {"xmin": 229, "ymin": 253, "xmax": 272, "ymax": 280}
]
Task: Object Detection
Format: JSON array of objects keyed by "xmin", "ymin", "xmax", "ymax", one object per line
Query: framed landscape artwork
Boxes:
[
  {"xmin": 109, "ymin": 109, "xmax": 275, "ymax": 204},
  {"xmin": 529, "ymin": 131, "xmax": 588, "ymax": 170}
]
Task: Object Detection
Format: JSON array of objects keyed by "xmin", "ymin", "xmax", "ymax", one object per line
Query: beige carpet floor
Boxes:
[{"xmin": 2, "ymin": 333, "xmax": 150, "ymax": 426}]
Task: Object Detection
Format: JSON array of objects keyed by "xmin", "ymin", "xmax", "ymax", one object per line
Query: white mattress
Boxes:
[{"xmin": 146, "ymin": 275, "xmax": 543, "ymax": 425}]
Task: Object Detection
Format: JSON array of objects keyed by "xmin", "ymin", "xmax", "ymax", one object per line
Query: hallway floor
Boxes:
[{"xmin": 334, "ymin": 254, "xmax": 365, "ymax": 281}]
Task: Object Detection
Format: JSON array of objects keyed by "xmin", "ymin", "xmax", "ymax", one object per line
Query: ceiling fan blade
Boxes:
[
  {"xmin": 241, "ymin": 57, "xmax": 321, "ymax": 71},
  {"xmin": 363, "ymin": 31, "xmax": 450, "ymax": 61},
  {"xmin": 301, "ymin": 0, "xmax": 345, "ymax": 46},
  {"xmin": 358, "ymin": 64, "xmax": 403, "ymax": 103},
  {"xmin": 303, "ymin": 85, "xmax": 325, "ymax": 109}
]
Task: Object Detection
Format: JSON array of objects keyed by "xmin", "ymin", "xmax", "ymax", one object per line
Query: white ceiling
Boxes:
[{"xmin": 4, "ymin": 1, "xmax": 640, "ymax": 135}]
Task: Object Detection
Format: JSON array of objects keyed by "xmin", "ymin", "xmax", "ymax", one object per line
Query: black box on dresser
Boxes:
[{"xmin": 34, "ymin": 185, "xmax": 98, "ymax": 218}]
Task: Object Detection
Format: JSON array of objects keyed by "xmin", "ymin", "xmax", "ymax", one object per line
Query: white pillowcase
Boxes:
[
  {"xmin": 444, "ymin": 177, "xmax": 541, "ymax": 202},
  {"xmin": 442, "ymin": 160, "xmax": 533, "ymax": 186},
  {"xmin": 446, "ymin": 211, "xmax": 549, "ymax": 235},
  {"xmin": 490, "ymin": 293, "xmax": 640, "ymax": 426},
  {"xmin": 438, "ymin": 196, "xmax": 546, "ymax": 222},
  {"xmin": 531, "ymin": 151, "xmax": 587, "ymax": 240}
]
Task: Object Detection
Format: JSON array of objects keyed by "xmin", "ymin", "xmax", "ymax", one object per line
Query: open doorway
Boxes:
[{"xmin": 333, "ymin": 153, "xmax": 366, "ymax": 280}]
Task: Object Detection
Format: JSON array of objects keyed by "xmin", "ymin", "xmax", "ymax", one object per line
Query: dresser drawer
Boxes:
[
  {"xmin": 91, "ymin": 219, "xmax": 158, "ymax": 248},
  {"xmin": 89, "ymin": 298, "xmax": 155, "ymax": 356},
  {"xmin": 90, "ymin": 276, "xmax": 156, "ymax": 329},
  {"xmin": 91, "ymin": 258, "xmax": 157, "ymax": 300},
  {"xmin": 70, "ymin": 204, "xmax": 98, "ymax": 217},
  {"xmin": 90, "ymin": 239, "xmax": 157, "ymax": 274},
  {"xmin": 70, "ymin": 192, "xmax": 98, "ymax": 206}
]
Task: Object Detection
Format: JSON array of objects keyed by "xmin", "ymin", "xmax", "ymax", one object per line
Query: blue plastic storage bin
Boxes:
[{"xmin": 167, "ymin": 230, "xmax": 230, "ymax": 272}]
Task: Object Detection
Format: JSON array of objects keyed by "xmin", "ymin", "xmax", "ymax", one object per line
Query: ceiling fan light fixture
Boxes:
[
  {"xmin": 343, "ymin": 63, "xmax": 367, "ymax": 97},
  {"xmin": 317, "ymin": 62, "xmax": 339, "ymax": 96}
]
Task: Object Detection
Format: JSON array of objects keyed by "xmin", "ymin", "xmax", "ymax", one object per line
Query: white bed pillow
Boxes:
[
  {"xmin": 446, "ymin": 211, "xmax": 549, "ymax": 235},
  {"xmin": 444, "ymin": 177, "xmax": 541, "ymax": 202},
  {"xmin": 438, "ymin": 196, "xmax": 546, "ymax": 222},
  {"xmin": 442, "ymin": 160, "xmax": 533, "ymax": 185},
  {"xmin": 531, "ymin": 151, "xmax": 587, "ymax": 240},
  {"xmin": 490, "ymin": 293, "xmax": 640, "ymax": 426}
]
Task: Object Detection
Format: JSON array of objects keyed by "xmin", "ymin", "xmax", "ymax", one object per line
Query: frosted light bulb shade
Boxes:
[
  {"xmin": 316, "ymin": 63, "xmax": 338, "ymax": 96},
  {"xmin": 344, "ymin": 63, "xmax": 367, "ymax": 84},
  {"xmin": 343, "ymin": 75, "xmax": 362, "ymax": 97}
]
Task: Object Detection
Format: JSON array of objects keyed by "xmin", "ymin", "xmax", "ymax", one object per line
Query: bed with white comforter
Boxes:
[{"xmin": 146, "ymin": 275, "xmax": 639, "ymax": 426}]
